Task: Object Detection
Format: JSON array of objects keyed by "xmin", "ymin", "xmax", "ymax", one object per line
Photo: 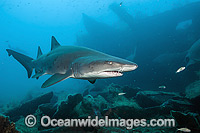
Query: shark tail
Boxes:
[{"xmin": 6, "ymin": 49, "xmax": 34, "ymax": 78}]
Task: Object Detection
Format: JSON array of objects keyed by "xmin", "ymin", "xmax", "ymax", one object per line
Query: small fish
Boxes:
[
  {"xmin": 120, "ymin": 2, "xmax": 123, "ymax": 6},
  {"xmin": 118, "ymin": 92, "xmax": 126, "ymax": 95},
  {"xmin": 177, "ymin": 128, "xmax": 191, "ymax": 132},
  {"xmin": 176, "ymin": 66, "xmax": 185, "ymax": 73},
  {"xmin": 158, "ymin": 85, "xmax": 166, "ymax": 89}
]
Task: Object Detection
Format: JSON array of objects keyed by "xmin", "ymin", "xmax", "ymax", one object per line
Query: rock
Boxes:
[
  {"xmin": 121, "ymin": 86, "xmax": 140, "ymax": 98},
  {"xmin": 94, "ymin": 95, "xmax": 108, "ymax": 111},
  {"xmin": 101, "ymin": 95, "xmax": 142, "ymax": 119},
  {"xmin": 171, "ymin": 110, "xmax": 200, "ymax": 132},
  {"xmin": 38, "ymin": 103, "xmax": 57, "ymax": 117},
  {"xmin": 185, "ymin": 80, "xmax": 200, "ymax": 99},
  {"xmin": 39, "ymin": 126, "xmax": 95, "ymax": 132},
  {"xmin": 86, "ymin": 83, "xmax": 140, "ymax": 102},
  {"xmin": 142, "ymin": 98, "xmax": 194, "ymax": 118},
  {"xmin": 102, "ymin": 106, "xmax": 143, "ymax": 119},
  {"xmin": 134, "ymin": 91, "xmax": 194, "ymax": 118},
  {"xmin": 135, "ymin": 91, "xmax": 163, "ymax": 108},
  {"xmin": 185, "ymin": 80, "xmax": 200, "ymax": 111},
  {"xmin": 53, "ymin": 94, "xmax": 83, "ymax": 119},
  {"xmin": 107, "ymin": 83, "xmax": 122, "ymax": 94},
  {"xmin": 75, "ymin": 95, "xmax": 95, "ymax": 118},
  {"xmin": 98, "ymin": 127, "xmax": 133, "ymax": 133},
  {"xmin": 5, "ymin": 92, "xmax": 54, "ymax": 122},
  {"xmin": 162, "ymin": 99, "xmax": 193, "ymax": 111},
  {"xmin": 80, "ymin": 83, "xmax": 143, "ymax": 119},
  {"xmin": 15, "ymin": 114, "xmax": 39, "ymax": 133},
  {"xmin": 74, "ymin": 95, "xmax": 108, "ymax": 118},
  {"xmin": 96, "ymin": 83, "xmax": 125, "ymax": 103},
  {"xmin": 0, "ymin": 115, "xmax": 19, "ymax": 133},
  {"xmin": 135, "ymin": 91, "xmax": 180, "ymax": 108},
  {"xmin": 83, "ymin": 88, "xmax": 90, "ymax": 96},
  {"xmin": 68, "ymin": 94, "xmax": 83, "ymax": 106}
]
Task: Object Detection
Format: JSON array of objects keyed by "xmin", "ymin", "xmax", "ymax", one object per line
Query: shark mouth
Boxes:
[{"xmin": 103, "ymin": 71, "xmax": 123, "ymax": 76}]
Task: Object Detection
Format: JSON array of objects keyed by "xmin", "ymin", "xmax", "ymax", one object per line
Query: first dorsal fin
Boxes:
[
  {"xmin": 37, "ymin": 46, "xmax": 43, "ymax": 58},
  {"xmin": 51, "ymin": 36, "xmax": 61, "ymax": 51}
]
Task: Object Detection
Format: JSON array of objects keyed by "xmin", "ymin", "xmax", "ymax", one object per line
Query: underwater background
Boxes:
[{"xmin": 1, "ymin": 0, "xmax": 200, "ymax": 132}]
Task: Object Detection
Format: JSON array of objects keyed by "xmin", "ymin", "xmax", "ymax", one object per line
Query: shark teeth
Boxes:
[{"xmin": 104, "ymin": 71, "xmax": 123, "ymax": 76}]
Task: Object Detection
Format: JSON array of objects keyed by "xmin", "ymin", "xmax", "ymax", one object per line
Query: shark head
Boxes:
[{"xmin": 72, "ymin": 56, "xmax": 138, "ymax": 79}]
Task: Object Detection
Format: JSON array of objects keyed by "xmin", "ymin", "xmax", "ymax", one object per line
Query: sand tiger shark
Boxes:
[{"xmin": 6, "ymin": 36, "xmax": 138, "ymax": 88}]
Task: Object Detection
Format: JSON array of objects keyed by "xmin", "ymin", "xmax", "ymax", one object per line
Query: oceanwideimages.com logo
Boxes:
[
  {"xmin": 25, "ymin": 115, "xmax": 37, "ymax": 127},
  {"xmin": 25, "ymin": 115, "xmax": 175, "ymax": 129}
]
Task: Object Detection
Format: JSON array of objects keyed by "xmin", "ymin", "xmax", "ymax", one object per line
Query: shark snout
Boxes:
[{"xmin": 122, "ymin": 63, "xmax": 138, "ymax": 72}]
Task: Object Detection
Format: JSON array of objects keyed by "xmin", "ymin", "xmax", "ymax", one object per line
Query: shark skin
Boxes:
[{"xmin": 6, "ymin": 36, "xmax": 138, "ymax": 88}]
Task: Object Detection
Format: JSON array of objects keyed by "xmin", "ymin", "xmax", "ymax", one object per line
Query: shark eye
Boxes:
[{"xmin": 108, "ymin": 61, "xmax": 113, "ymax": 65}]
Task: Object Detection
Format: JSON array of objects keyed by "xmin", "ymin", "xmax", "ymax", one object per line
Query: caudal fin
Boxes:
[{"xmin": 6, "ymin": 49, "xmax": 34, "ymax": 78}]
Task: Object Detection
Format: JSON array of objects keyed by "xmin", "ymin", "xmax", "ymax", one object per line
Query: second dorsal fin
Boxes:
[
  {"xmin": 51, "ymin": 36, "xmax": 61, "ymax": 51},
  {"xmin": 37, "ymin": 46, "xmax": 43, "ymax": 58}
]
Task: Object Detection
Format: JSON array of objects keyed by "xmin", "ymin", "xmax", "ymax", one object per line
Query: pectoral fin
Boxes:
[
  {"xmin": 88, "ymin": 79, "xmax": 96, "ymax": 84},
  {"xmin": 42, "ymin": 70, "xmax": 72, "ymax": 88},
  {"xmin": 32, "ymin": 71, "xmax": 44, "ymax": 79}
]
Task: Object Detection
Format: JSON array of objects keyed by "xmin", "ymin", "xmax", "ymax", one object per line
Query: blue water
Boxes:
[{"xmin": 0, "ymin": 0, "xmax": 199, "ymax": 104}]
